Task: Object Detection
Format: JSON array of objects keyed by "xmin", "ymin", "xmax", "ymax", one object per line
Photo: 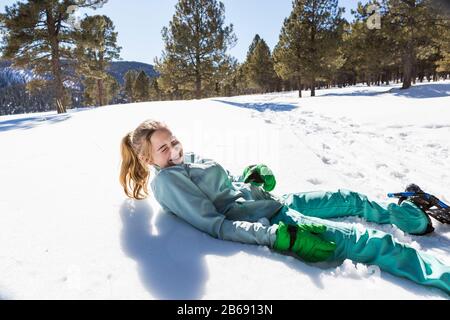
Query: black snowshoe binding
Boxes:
[{"xmin": 388, "ymin": 184, "xmax": 450, "ymax": 234}]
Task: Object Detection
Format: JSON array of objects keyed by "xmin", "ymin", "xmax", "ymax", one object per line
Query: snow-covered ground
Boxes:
[{"xmin": 0, "ymin": 81, "xmax": 449, "ymax": 299}]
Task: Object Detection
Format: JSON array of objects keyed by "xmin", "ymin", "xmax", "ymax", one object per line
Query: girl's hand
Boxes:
[
  {"xmin": 274, "ymin": 222, "xmax": 336, "ymax": 262},
  {"xmin": 242, "ymin": 164, "xmax": 276, "ymax": 192}
]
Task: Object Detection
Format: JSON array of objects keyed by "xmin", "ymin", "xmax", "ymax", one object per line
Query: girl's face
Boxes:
[{"xmin": 142, "ymin": 129, "xmax": 184, "ymax": 169}]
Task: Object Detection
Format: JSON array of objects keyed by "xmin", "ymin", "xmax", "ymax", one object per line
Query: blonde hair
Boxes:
[{"xmin": 119, "ymin": 119, "xmax": 169, "ymax": 200}]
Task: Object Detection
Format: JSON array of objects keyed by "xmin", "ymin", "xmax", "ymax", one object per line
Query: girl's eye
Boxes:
[{"xmin": 161, "ymin": 140, "xmax": 179, "ymax": 153}]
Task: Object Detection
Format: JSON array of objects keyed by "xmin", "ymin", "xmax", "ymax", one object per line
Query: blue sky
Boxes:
[{"xmin": 1, "ymin": 0, "xmax": 367, "ymax": 64}]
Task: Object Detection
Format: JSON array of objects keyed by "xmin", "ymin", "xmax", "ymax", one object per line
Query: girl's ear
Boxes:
[{"xmin": 138, "ymin": 154, "xmax": 150, "ymax": 165}]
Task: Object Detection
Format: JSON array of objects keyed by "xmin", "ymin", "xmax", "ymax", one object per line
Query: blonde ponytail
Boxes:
[{"xmin": 119, "ymin": 120, "xmax": 169, "ymax": 200}]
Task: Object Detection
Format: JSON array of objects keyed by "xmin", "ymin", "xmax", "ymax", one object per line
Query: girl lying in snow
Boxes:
[{"xmin": 119, "ymin": 119, "xmax": 450, "ymax": 295}]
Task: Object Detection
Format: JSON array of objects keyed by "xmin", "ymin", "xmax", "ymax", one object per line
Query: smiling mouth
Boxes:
[{"xmin": 169, "ymin": 152, "xmax": 183, "ymax": 164}]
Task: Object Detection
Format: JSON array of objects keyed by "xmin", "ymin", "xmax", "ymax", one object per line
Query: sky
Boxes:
[{"xmin": 0, "ymin": 0, "xmax": 367, "ymax": 65}]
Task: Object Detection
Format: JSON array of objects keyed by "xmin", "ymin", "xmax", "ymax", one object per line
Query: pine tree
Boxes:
[
  {"xmin": 345, "ymin": 1, "xmax": 396, "ymax": 86},
  {"xmin": 223, "ymin": 62, "xmax": 247, "ymax": 96},
  {"xmin": 158, "ymin": 0, "xmax": 237, "ymax": 99},
  {"xmin": 83, "ymin": 74, "xmax": 119, "ymax": 106},
  {"xmin": 274, "ymin": 0, "xmax": 344, "ymax": 97},
  {"xmin": 246, "ymin": 34, "xmax": 261, "ymax": 61},
  {"xmin": 75, "ymin": 15, "xmax": 121, "ymax": 106},
  {"xmin": 273, "ymin": 15, "xmax": 305, "ymax": 97},
  {"xmin": 207, "ymin": 54, "xmax": 238, "ymax": 97},
  {"xmin": 123, "ymin": 69, "xmax": 139, "ymax": 102},
  {"xmin": 435, "ymin": 26, "xmax": 450, "ymax": 75},
  {"xmin": 134, "ymin": 70, "xmax": 150, "ymax": 102},
  {"xmin": 384, "ymin": 0, "xmax": 445, "ymax": 89},
  {"xmin": 421, "ymin": 2, "xmax": 450, "ymax": 80},
  {"xmin": 150, "ymin": 78, "xmax": 162, "ymax": 101},
  {"xmin": 239, "ymin": 34, "xmax": 261, "ymax": 93},
  {"xmin": 245, "ymin": 38, "xmax": 278, "ymax": 93},
  {"xmin": 0, "ymin": 0, "xmax": 107, "ymax": 113},
  {"xmin": 154, "ymin": 54, "xmax": 188, "ymax": 100}
]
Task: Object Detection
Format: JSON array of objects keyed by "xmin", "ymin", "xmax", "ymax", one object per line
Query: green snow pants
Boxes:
[{"xmin": 270, "ymin": 189, "xmax": 450, "ymax": 295}]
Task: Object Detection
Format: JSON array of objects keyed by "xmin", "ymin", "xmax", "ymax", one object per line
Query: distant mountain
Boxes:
[
  {"xmin": 0, "ymin": 60, "xmax": 158, "ymax": 88},
  {"xmin": 0, "ymin": 59, "xmax": 158, "ymax": 115},
  {"xmin": 0, "ymin": 60, "xmax": 34, "ymax": 88},
  {"xmin": 108, "ymin": 61, "xmax": 158, "ymax": 85}
]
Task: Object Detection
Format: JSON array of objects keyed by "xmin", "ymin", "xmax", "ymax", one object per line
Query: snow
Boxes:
[{"xmin": 0, "ymin": 80, "xmax": 449, "ymax": 299}]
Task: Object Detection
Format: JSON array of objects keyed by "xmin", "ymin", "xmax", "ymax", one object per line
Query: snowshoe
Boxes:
[{"xmin": 388, "ymin": 183, "xmax": 450, "ymax": 225}]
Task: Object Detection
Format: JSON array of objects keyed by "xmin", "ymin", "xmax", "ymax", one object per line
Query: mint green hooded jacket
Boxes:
[{"xmin": 150, "ymin": 152, "xmax": 283, "ymax": 247}]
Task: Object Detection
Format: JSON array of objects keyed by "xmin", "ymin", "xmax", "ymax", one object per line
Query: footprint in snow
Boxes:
[
  {"xmin": 390, "ymin": 171, "xmax": 406, "ymax": 179},
  {"xmin": 423, "ymin": 124, "xmax": 450, "ymax": 129},
  {"xmin": 344, "ymin": 172, "xmax": 365, "ymax": 179},
  {"xmin": 321, "ymin": 156, "xmax": 337, "ymax": 165},
  {"xmin": 306, "ymin": 178, "xmax": 323, "ymax": 185},
  {"xmin": 376, "ymin": 163, "xmax": 388, "ymax": 170}
]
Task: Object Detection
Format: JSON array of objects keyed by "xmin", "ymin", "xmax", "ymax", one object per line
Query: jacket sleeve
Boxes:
[{"xmin": 151, "ymin": 168, "xmax": 278, "ymax": 247}]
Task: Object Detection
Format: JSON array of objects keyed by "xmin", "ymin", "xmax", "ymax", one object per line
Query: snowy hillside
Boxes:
[
  {"xmin": 0, "ymin": 60, "xmax": 33, "ymax": 87},
  {"xmin": 0, "ymin": 81, "xmax": 449, "ymax": 299}
]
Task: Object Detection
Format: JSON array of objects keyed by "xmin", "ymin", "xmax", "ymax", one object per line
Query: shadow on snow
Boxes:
[
  {"xmin": 213, "ymin": 99, "xmax": 298, "ymax": 112},
  {"xmin": 119, "ymin": 199, "xmax": 332, "ymax": 299},
  {"xmin": 320, "ymin": 83, "xmax": 450, "ymax": 99},
  {"xmin": 0, "ymin": 107, "xmax": 94, "ymax": 133}
]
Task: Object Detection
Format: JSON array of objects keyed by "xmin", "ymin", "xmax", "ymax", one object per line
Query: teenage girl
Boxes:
[{"xmin": 119, "ymin": 119, "xmax": 450, "ymax": 295}]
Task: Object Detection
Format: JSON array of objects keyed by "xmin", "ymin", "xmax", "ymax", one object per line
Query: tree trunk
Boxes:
[
  {"xmin": 402, "ymin": 0, "xmax": 416, "ymax": 90},
  {"xmin": 97, "ymin": 78, "xmax": 105, "ymax": 106},
  {"xmin": 98, "ymin": 55, "xmax": 105, "ymax": 106},
  {"xmin": 46, "ymin": 7, "xmax": 66, "ymax": 114},
  {"xmin": 297, "ymin": 76, "xmax": 302, "ymax": 98},
  {"xmin": 194, "ymin": 48, "xmax": 202, "ymax": 99},
  {"xmin": 311, "ymin": 77, "xmax": 316, "ymax": 97},
  {"xmin": 195, "ymin": 72, "xmax": 201, "ymax": 99},
  {"xmin": 402, "ymin": 45, "xmax": 413, "ymax": 90},
  {"xmin": 52, "ymin": 59, "xmax": 65, "ymax": 114}
]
